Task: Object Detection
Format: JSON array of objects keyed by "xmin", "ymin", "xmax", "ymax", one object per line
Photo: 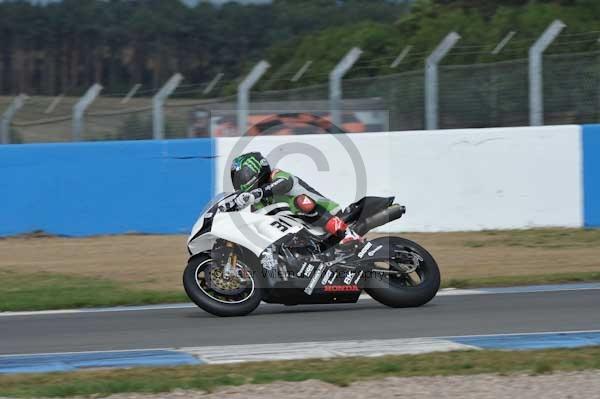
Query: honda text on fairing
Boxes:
[{"xmin": 183, "ymin": 192, "xmax": 441, "ymax": 317}]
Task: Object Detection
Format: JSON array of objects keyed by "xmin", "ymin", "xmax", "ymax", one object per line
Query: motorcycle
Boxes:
[{"xmin": 183, "ymin": 192, "xmax": 441, "ymax": 317}]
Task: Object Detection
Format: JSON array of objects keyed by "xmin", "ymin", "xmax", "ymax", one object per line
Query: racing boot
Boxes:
[
  {"xmin": 340, "ymin": 228, "xmax": 363, "ymax": 245},
  {"xmin": 325, "ymin": 216, "xmax": 364, "ymax": 246}
]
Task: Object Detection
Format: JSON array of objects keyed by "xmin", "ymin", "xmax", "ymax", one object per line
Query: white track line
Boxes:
[
  {"xmin": 1, "ymin": 283, "xmax": 598, "ymax": 318},
  {"xmin": 0, "ymin": 347, "xmax": 175, "ymax": 358},
  {"xmin": 0, "ymin": 303, "xmax": 197, "ymax": 317},
  {"xmin": 436, "ymin": 328, "xmax": 600, "ymax": 340}
]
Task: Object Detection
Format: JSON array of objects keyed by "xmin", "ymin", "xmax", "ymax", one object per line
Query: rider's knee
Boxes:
[{"xmin": 294, "ymin": 194, "xmax": 316, "ymax": 213}]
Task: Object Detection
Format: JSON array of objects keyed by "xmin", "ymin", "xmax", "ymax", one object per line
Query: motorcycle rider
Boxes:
[{"xmin": 228, "ymin": 152, "xmax": 363, "ymax": 245}]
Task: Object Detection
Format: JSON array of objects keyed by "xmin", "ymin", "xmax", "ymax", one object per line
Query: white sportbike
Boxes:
[{"xmin": 184, "ymin": 192, "xmax": 441, "ymax": 317}]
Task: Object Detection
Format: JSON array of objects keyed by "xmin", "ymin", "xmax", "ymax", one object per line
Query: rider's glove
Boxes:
[
  {"xmin": 249, "ymin": 188, "xmax": 264, "ymax": 202},
  {"xmin": 218, "ymin": 198, "xmax": 237, "ymax": 212},
  {"xmin": 235, "ymin": 192, "xmax": 257, "ymax": 210}
]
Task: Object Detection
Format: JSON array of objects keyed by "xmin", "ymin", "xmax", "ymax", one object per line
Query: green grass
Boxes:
[
  {"xmin": 462, "ymin": 228, "xmax": 600, "ymax": 249},
  {"xmin": 0, "ymin": 270, "xmax": 186, "ymax": 312},
  {"xmin": 1, "ymin": 347, "xmax": 600, "ymax": 398},
  {"xmin": 444, "ymin": 271, "xmax": 600, "ymax": 289}
]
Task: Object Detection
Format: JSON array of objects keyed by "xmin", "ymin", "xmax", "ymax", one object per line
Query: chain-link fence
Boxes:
[
  {"xmin": 439, "ymin": 59, "xmax": 530, "ymax": 129},
  {"xmin": 544, "ymin": 50, "xmax": 600, "ymax": 125},
  {"xmin": 343, "ymin": 71, "xmax": 424, "ymax": 131},
  {"xmin": 5, "ymin": 50, "xmax": 600, "ymax": 144}
]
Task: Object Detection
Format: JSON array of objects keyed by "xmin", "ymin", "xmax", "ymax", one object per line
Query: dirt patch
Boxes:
[
  {"xmin": 6, "ymin": 371, "xmax": 599, "ymax": 399},
  {"xmin": 0, "ymin": 235, "xmax": 188, "ymax": 291},
  {"xmin": 397, "ymin": 230, "xmax": 600, "ymax": 281},
  {"xmin": 155, "ymin": 372, "xmax": 600, "ymax": 399},
  {"xmin": 1, "ymin": 229, "xmax": 599, "ymax": 291}
]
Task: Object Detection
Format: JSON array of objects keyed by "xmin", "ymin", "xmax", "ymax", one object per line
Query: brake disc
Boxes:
[{"xmin": 204, "ymin": 263, "xmax": 249, "ymax": 296}]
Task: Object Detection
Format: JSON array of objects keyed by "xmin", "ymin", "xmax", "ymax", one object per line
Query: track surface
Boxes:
[{"xmin": 2, "ymin": 288, "xmax": 600, "ymax": 355}]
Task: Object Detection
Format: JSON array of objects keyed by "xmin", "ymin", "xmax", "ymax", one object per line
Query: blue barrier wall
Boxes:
[
  {"xmin": 0, "ymin": 139, "xmax": 214, "ymax": 236},
  {"xmin": 583, "ymin": 125, "xmax": 600, "ymax": 228}
]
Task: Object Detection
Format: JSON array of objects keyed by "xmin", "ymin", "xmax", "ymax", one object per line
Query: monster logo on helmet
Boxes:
[
  {"xmin": 231, "ymin": 152, "xmax": 272, "ymax": 192},
  {"xmin": 244, "ymin": 157, "xmax": 262, "ymax": 173}
]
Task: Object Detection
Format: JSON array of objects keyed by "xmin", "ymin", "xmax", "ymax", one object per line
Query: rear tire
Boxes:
[
  {"xmin": 365, "ymin": 237, "xmax": 440, "ymax": 308},
  {"xmin": 183, "ymin": 253, "xmax": 263, "ymax": 317}
]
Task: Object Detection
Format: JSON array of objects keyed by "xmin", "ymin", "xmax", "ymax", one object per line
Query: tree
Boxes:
[{"xmin": 1, "ymin": 0, "xmax": 599, "ymax": 96}]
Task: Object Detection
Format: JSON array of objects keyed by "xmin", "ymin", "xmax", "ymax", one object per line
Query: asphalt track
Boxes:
[{"xmin": 2, "ymin": 286, "xmax": 600, "ymax": 356}]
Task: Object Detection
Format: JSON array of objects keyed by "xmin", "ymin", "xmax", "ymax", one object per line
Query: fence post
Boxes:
[
  {"xmin": 121, "ymin": 84, "xmax": 142, "ymax": 104},
  {"xmin": 492, "ymin": 31, "xmax": 517, "ymax": 55},
  {"xmin": 390, "ymin": 46, "xmax": 413, "ymax": 68},
  {"xmin": 291, "ymin": 61, "xmax": 313, "ymax": 82},
  {"xmin": 425, "ymin": 32, "xmax": 461, "ymax": 130},
  {"xmin": 237, "ymin": 60, "xmax": 270, "ymax": 135},
  {"xmin": 529, "ymin": 20, "xmax": 565, "ymax": 126},
  {"xmin": 330, "ymin": 47, "xmax": 362, "ymax": 128},
  {"xmin": 490, "ymin": 32, "xmax": 516, "ymax": 126},
  {"xmin": 203, "ymin": 73, "xmax": 224, "ymax": 95},
  {"xmin": 72, "ymin": 84, "xmax": 103, "ymax": 141},
  {"xmin": 0, "ymin": 94, "xmax": 27, "ymax": 145},
  {"xmin": 153, "ymin": 73, "xmax": 183, "ymax": 140},
  {"xmin": 45, "ymin": 93, "xmax": 64, "ymax": 114}
]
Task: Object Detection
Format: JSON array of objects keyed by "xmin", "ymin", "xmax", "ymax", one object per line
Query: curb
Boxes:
[{"xmin": 2, "ymin": 330, "xmax": 600, "ymax": 375}]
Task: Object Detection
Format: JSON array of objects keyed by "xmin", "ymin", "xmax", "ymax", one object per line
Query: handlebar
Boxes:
[{"xmin": 217, "ymin": 191, "xmax": 243, "ymax": 212}]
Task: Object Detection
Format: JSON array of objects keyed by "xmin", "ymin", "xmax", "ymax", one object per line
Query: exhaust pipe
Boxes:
[{"xmin": 354, "ymin": 205, "xmax": 406, "ymax": 236}]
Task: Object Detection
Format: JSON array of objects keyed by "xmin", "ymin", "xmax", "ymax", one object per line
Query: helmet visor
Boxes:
[{"xmin": 240, "ymin": 176, "xmax": 259, "ymax": 192}]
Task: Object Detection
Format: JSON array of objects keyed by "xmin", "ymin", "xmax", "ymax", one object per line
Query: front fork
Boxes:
[
  {"xmin": 222, "ymin": 241, "xmax": 238, "ymax": 278},
  {"xmin": 220, "ymin": 241, "xmax": 251, "ymax": 282}
]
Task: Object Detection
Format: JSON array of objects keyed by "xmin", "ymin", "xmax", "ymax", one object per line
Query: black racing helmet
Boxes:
[{"xmin": 231, "ymin": 152, "xmax": 271, "ymax": 192}]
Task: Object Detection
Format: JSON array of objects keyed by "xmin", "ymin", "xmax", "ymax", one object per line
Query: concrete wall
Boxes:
[
  {"xmin": 0, "ymin": 139, "xmax": 214, "ymax": 236},
  {"xmin": 215, "ymin": 126, "xmax": 584, "ymax": 232}
]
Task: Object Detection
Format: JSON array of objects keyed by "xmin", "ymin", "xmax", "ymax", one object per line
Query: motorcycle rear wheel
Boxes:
[
  {"xmin": 183, "ymin": 253, "xmax": 263, "ymax": 317},
  {"xmin": 365, "ymin": 237, "xmax": 440, "ymax": 308}
]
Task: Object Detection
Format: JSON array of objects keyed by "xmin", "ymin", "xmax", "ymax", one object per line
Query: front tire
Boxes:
[
  {"xmin": 365, "ymin": 237, "xmax": 440, "ymax": 308},
  {"xmin": 183, "ymin": 253, "xmax": 263, "ymax": 317}
]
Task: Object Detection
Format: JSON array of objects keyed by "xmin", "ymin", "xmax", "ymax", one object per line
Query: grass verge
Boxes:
[
  {"xmin": 460, "ymin": 228, "xmax": 600, "ymax": 249},
  {"xmin": 0, "ymin": 270, "xmax": 186, "ymax": 312},
  {"xmin": 1, "ymin": 269, "xmax": 600, "ymax": 312},
  {"xmin": 444, "ymin": 271, "xmax": 600, "ymax": 289},
  {"xmin": 1, "ymin": 347, "xmax": 600, "ymax": 398}
]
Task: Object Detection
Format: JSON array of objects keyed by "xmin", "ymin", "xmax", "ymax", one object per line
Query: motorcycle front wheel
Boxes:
[
  {"xmin": 183, "ymin": 253, "xmax": 263, "ymax": 317},
  {"xmin": 365, "ymin": 237, "xmax": 441, "ymax": 308}
]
